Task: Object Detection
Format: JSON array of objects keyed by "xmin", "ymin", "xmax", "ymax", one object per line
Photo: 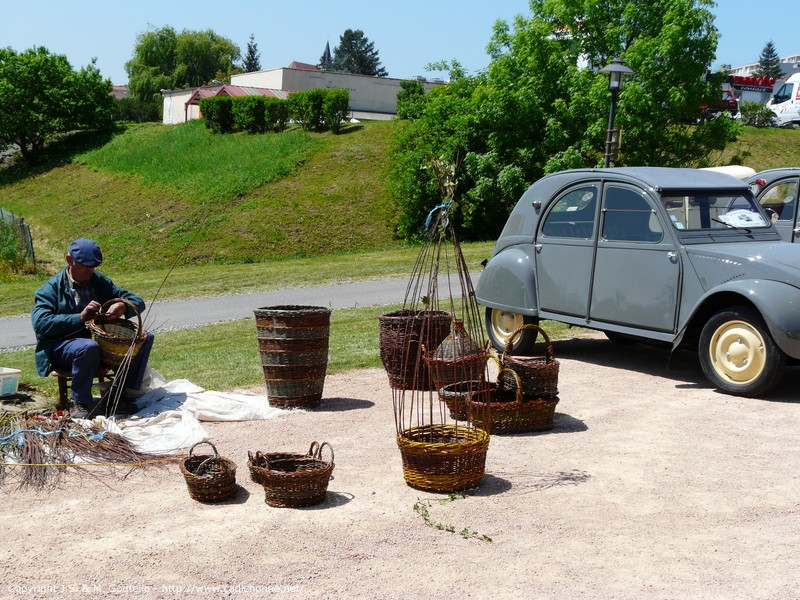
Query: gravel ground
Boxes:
[{"xmin": 1, "ymin": 333, "xmax": 799, "ymax": 600}]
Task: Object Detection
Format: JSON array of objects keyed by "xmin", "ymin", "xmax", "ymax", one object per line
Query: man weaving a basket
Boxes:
[{"xmin": 31, "ymin": 238, "xmax": 155, "ymax": 418}]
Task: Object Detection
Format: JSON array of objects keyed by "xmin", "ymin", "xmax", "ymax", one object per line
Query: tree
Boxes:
[
  {"xmin": 390, "ymin": 0, "xmax": 740, "ymax": 241},
  {"xmin": 126, "ymin": 26, "xmax": 241, "ymax": 111},
  {"xmin": 326, "ymin": 29, "xmax": 387, "ymax": 77},
  {"xmin": 243, "ymin": 34, "xmax": 261, "ymax": 72},
  {"xmin": 0, "ymin": 46, "xmax": 114, "ymax": 163},
  {"xmin": 753, "ymin": 40, "xmax": 782, "ymax": 79}
]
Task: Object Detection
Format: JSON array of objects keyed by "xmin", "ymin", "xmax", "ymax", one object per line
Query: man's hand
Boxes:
[
  {"xmin": 80, "ymin": 300, "xmax": 102, "ymax": 323},
  {"xmin": 104, "ymin": 301, "xmax": 128, "ymax": 321}
]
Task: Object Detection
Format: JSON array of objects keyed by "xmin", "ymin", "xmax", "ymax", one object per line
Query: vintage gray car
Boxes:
[
  {"xmin": 476, "ymin": 167, "xmax": 800, "ymax": 397},
  {"xmin": 747, "ymin": 168, "xmax": 800, "ymax": 243}
]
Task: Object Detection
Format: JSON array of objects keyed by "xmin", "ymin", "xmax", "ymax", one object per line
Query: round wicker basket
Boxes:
[
  {"xmin": 86, "ymin": 298, "xmax": 147, "ymax": 369},
  {"xmin": 397, "ymin": 424, "xmax": 489, "ymax": 492},
  {"xmin": 179, "ymin": 441, "xmax": 238, "ymax": 503}
]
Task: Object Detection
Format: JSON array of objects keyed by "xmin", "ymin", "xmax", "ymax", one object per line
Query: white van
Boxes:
[{"xmin": 767, "ymin": 73, "xmax": 800, "ymax": 126}]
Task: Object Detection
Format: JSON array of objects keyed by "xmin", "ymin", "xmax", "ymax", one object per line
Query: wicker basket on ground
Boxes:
[
  {"xmin": 250, "ymin": 442, "xmax": 334, "ymax": 508},
  {"xmin": 179, "ymin": 441, "xmax": 237, "ymax": 503},
  {"xmin": 468, "ymin": 368, "xmax": 559, "ymax": 434},
  {"xmin": 396, "ymin": 424, "xmax": 489, "ymax": 491},
  {"xmin": 437, "ymin": 379, "xmax": 485, "ymax": 421},
  {"xmin": 247, "ymin": 442, "xmax": 323, "ymax": 485},
  {"xmin": 86, "ymin": 298, "xmax": 147, "ymax": 369},
  {"xmin": 379, "ymin": 309, "xmax": 451, "ymax": 390},
  {"xmin": 499, "ymin": 324, "xmax": 559, "ymax": 399}
]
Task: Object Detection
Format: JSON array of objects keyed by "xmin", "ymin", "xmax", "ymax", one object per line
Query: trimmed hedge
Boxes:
[
  {"xmin": 201, "ymin": 89, "xmax": 348, "ymax": 134},
  {"xmin": 199, "ymin": 97, "xmax": 235, "ymax": 134}
]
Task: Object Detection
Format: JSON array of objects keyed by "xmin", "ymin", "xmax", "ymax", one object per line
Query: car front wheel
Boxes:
[
  {"xmin": 698, "ymin": 306, "xmax": 785, "ymax": 397},
  {"xmin": 485, "ymin": 308, "xmax": 539, "ymax": 355}
]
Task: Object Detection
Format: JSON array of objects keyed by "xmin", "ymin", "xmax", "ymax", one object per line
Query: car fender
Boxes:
[
  {"xmin": 675, "ymin": 279, "xmax": 800, "ymax": 360},
  {"xmin": 475, "ymin": 244, "xmax": 539, "ymax": 315}
]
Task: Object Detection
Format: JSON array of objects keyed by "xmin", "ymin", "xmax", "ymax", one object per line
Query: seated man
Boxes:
[{"xmin": 31, "ymin": 238, "xmax": 155, "ymax": 417}]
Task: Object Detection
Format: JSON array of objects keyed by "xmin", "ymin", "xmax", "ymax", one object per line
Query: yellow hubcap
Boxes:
[
  {"xmin": 709, "ymin": 320, "xmax": 767, "ymax": 385},
  {"xmin": 490, "ymin": 310, "xmax": 525, "ymax": 347}
]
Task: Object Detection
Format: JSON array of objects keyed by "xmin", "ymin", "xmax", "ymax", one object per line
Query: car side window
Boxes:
[
  {"xmin": 759, "ymin": 180, "xmax": 797, "ymax": 222},
  {"xmin": 541, "ymin": 186, "xmax": 597, "ymax": 239},
  {"xmin": 602, "ymin": 186, "xmax": 663, "ymax": 242}
]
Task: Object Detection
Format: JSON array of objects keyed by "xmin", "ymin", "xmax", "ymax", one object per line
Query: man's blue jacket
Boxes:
[{"xmin": 31, "ymin": 268, "xmax": 146, "ymax": 376}]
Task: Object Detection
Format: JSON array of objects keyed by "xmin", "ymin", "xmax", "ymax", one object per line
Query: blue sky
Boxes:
[{"xmin": 0, "ymin": 0, "xmax": 794, "ymax": 85}]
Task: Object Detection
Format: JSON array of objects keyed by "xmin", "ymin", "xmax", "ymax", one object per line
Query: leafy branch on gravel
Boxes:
[{"xmin": 412, "ymin": 493, "xmax": 493, "ymax": 543}]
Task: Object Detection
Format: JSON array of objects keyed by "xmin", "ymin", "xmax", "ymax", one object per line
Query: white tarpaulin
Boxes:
[{"xmin": 104, "ymin": 369, "xmax": 290, "ymax": 453}]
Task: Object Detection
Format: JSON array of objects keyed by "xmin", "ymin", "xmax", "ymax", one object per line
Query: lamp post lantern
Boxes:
[{"xmin": 599, "ymin": 57, "xmax": 634, "ymax": 168}]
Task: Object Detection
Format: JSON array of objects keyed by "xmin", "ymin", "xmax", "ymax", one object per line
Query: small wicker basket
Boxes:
[
  {"xmin": 469, "ymin": 368, "xmax": 559, "ymax": 434},
  {"xmin": 179, "ymin": 441, "xmax": 238, "ymax": 503},
  {"xmin": 499, "ymin": 324, "xmax": 559, "ymax": 399},
  {"xmin": 250, "ymin": 442, "xmax": 334, "ymax": 508},
  {"xmin": 247, "ymin": 442, "xmax": 322, "ymax": 485},
  {"xmin": 87, "ymin": 298, "xmax": 147, "ymax": 369}
]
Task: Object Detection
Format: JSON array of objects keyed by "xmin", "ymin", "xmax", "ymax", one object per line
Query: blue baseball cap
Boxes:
[{"xmin": 68, "ymin": 238, "xmax": 103, "ymax": 267}]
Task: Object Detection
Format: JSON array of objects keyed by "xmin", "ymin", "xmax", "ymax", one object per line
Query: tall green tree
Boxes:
[
  {"xmin": 126, "ymin": 26, "xmax": 241, "ymax": 110},
  {"xmin": 0, "ymin": 46, "xmax": 114, "ymax": 163},
  {"xmin": 326, "ymin": 29, "xmax": 387, "ymax": 77},
  {"xmin": 390, "ymin": 0, "xmax": 740, "ymax": 241},
  {"xmin": 243, "ymin": 33, "xmax": 262, "ymax": 72},
  {"xmin": 753, "ymin": 40, "xmax": 782, "ymax": 79}
]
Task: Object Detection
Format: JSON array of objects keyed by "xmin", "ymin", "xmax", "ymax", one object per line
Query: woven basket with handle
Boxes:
[
  {"xmin": 179, "ymin": 441, "xmax": 238, "ymax": 503},
  {"xmin": 469, "ymin": 367, "xmax": 559, "ymax": 434},
  {"xmin": 499, "ymin": 324, "xmax": 559, "ymax": 399},
  {"xmin": 86, "ymin": 298, "xmax": 147, "ymax": 369},
  {"xmin": 250, "ymin": 441, "xmax": 334, "ymax": 508}
]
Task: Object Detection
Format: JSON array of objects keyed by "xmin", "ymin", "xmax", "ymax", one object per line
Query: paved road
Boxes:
[{"xmin": 0, "ymin": 274, "xmax": 481, "ymax": 352}]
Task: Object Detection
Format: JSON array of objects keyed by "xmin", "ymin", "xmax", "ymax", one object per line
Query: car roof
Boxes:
[
  {"xmin": 542, "ymin": 167, "xmax": 749, "ymax": 192},
  {"xmin": 746, "ymin": 168, "xmax": 800, "ymax": 184}
]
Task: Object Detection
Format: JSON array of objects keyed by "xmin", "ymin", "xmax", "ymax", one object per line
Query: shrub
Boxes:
[
  {"xmin": 323, "ymin": 89, "xmax": 350, "ymax": 133},
  {"xmin": 233, "ymin": 96, "xmax": 267, "ymax": 133},
  {"xmin": 263, "ymin": 97, "xmax": 290, "ymax": 132},
  {"xmin": 288, "ymin": 89, "xmax": 326, "ymax": 131},
  {"xmin": 740, "ymin": 101, "xmax": 776, "ymax": 128},
  {"xmin": 199, "ymin": 97, "xmax": 235, "ymax": 133}
]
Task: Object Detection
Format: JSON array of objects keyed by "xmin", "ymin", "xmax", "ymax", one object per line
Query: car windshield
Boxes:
[{"xmin": 662, "ymin": 192, "xmax": 769, "ymax": 232}]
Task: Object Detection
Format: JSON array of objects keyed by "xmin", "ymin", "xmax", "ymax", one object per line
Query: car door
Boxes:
[
  {"xmin": 756, "ymin": 176, "xmax": 799, "ymax": 242},
  {"xmin": 535, "ymin": 184, "xmax": 599, "ymax": 318},
  {"xmin": 589, "ymin": 184, "xmax": 681, "ymax": 332}
]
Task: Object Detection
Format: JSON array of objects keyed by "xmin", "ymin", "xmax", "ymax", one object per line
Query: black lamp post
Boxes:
[{"xmin": 599, "ymin": 57, "xmax": 634, "ymax": 168}]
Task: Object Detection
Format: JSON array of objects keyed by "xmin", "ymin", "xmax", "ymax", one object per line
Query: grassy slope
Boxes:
[{"xmin": 0, "ymin": 119, "xmax": 399, "ymax": 273}]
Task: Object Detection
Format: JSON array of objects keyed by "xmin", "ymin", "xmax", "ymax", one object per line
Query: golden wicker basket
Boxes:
[
  {"xmin": 397, "ymin": 424, "xmax": 489, "ymax": 492},
  {"xmin": 86, "ymin": 298, "xmax": 147, "ymax": 369}
]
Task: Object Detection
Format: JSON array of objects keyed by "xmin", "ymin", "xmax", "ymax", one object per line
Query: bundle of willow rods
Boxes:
[{"xmin": 0, "ymin": 414, "xmax": 180, "ymax": 488}]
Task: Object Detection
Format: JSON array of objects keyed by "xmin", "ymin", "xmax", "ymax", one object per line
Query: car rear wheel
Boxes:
[
  {"xmin": 485, "ymin": 308, "xmax": 539, "ymax": 355},
  {"xmin": 699, "ymin": 306, "xmax": 785, "ymax": 397}
]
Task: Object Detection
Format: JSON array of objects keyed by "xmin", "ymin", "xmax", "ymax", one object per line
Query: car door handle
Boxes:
[
  {"xmin": 534, "ymin": 243, "xmax": 543, "ymax": 252},
  {"xmin": 666, "ymin": 251, "xmax": 678, "ymax": 261}
]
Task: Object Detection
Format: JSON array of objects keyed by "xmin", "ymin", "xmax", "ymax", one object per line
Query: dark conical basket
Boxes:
[{"xmin": 379, "ymin": 309, "xmax": 451, "ymax": 390}]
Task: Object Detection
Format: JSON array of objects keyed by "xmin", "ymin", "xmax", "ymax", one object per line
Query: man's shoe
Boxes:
[{"xmin": 67, "ymin": 402, "xmax": 90, "ymax": 419}]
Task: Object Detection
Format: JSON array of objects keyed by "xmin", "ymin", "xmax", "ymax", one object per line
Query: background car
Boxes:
[
  {"xmin": 747, "ymin": 168, "xmax": 800, "ymax": 243},
  {"xmin": 476, "ymin": 167, "xmax": 800, "ymax": 397}
]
